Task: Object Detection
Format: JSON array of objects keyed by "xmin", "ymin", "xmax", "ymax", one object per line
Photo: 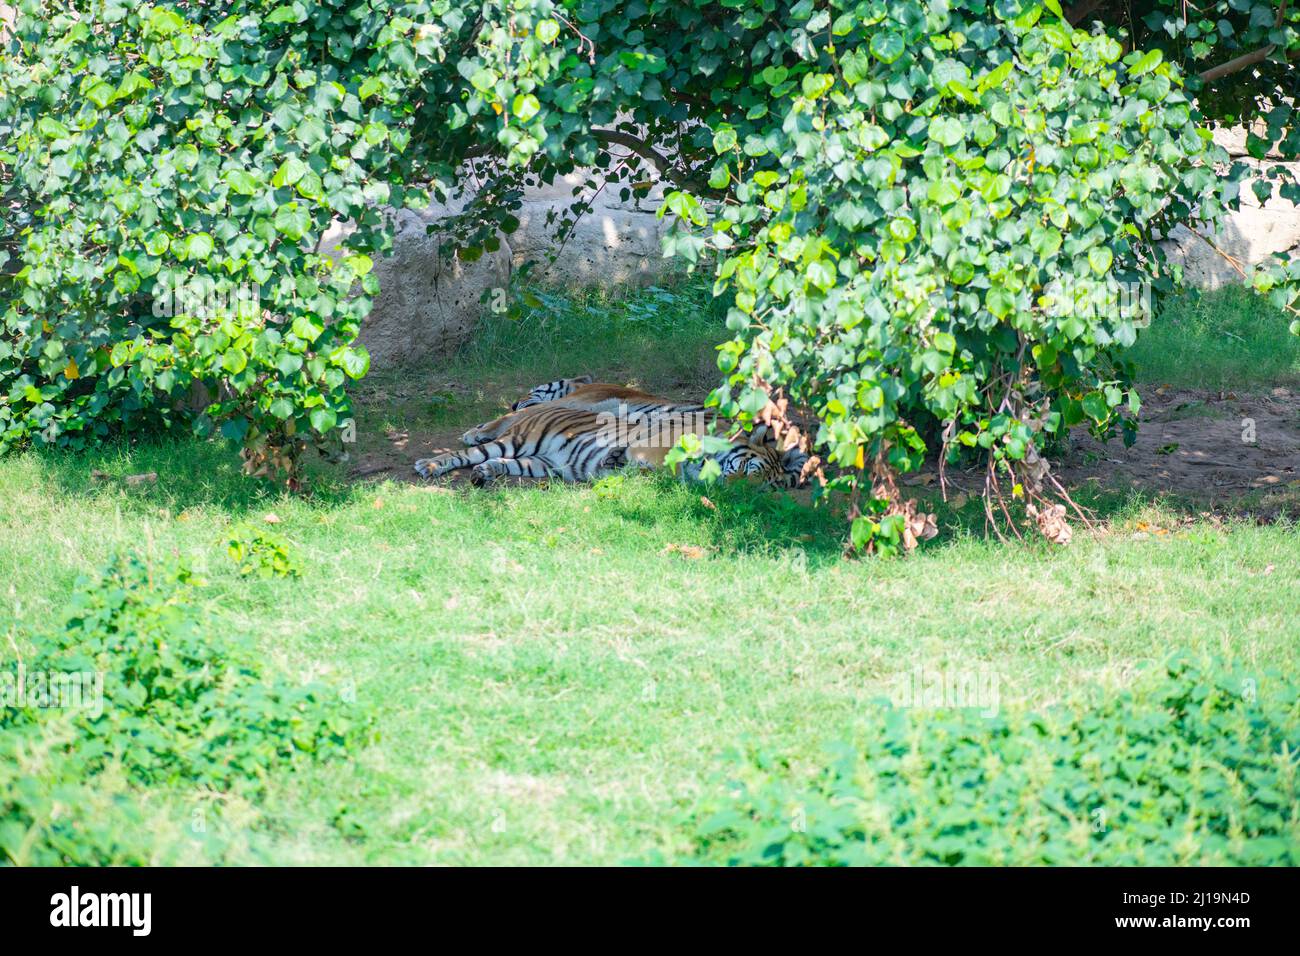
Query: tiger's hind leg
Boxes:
[
  {"xmin": 462, "ymin": 375, "xmax": 595, "ymax": 445},
  {"xmin": 461, "ymin": 412, "xmax": 514, "ymax": 447},
  {"xmin": 468, "ymin": 456, "xmax": 558, "ymax": 486}
]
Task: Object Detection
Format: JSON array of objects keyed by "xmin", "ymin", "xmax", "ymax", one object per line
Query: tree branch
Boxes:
[
  {"xmin": 1198, "ymin": 43, "xmax": 1277, "ymax": 82},
  {"xmin": 1065, "ymin": 0, "xmax": 1105, "ymax": 26},
  {"xmin": 588, "ymin": 128, "xmax": 715, "ymax": 195},
  {"xmin": 1197, "ymin": 0, "xmax": 1291, "ymax": 83}
]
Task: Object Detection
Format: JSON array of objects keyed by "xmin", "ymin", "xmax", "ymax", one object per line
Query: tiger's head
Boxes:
[
  {"xmin": 687, "ymin": 425, "xmax": 810, "ymax": 488},
  {"xmin": 511, "ymin": 375, "xmax": 594, "ymax": 411}
]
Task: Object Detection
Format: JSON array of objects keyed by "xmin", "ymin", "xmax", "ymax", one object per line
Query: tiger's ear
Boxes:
[
  {"xmin": 747, "ymin": 423, "xmax": 773, "ymax": 446},
  {"xmin": 781, "ymin": 446, "xmax": 810, "ymax": 486},
  {"xmin": 573, "ymin": 374, "xmax": 593, "ymax": 385}
]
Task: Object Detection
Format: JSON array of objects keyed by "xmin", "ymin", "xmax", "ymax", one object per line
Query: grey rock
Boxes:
[
  {"xmin": 322, "ymin": 204, "xmax": 512, "ymax": 368},
  {"xmin": 508, "ymin": 170, "xmax": 673, "ymax": 287}
]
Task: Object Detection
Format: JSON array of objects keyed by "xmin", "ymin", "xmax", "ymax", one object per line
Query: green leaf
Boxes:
[
  {"xmin": 469, "ymin": 68, "xmax": 498, "ymax": 93},
  {"xmin": 267, "ymin": 5, "xmax": 304, "ymax": 24},
  {"xmin": 273, "ymin": 203, "xmax": 311, "ymax": 242},
  {"xmin": 37, "ymin": 117, "xmax": 72, "ymax": 139},
  {"xmin": 928, "ymin": 117, "xmax": 964, "ymax": 148},
  {"xmin": 271, "ymin": 156, "xmax": 309, "ymax": 188},
  {"xmin": 226, "ymin": 169, "xmax": 259, "ymax": 196},
  {"xmin": 1029, "ymin": 226, "xmax": 1062, "ymax": 258},
  {"xmin": 309, "ymin": 407, "xmax": 338, "ymax": 433},
  {"xmin": 183, "ymin": 233, "xmax": 214, "ymax": 261},
  {"xmin": 512, "ymin": 93, "xmax": 541, "ymax": 122},
  {"xmin": 889, "ymin": 217, "xmax": 917, "ymax": 243},
  {"xmin": 1088, "ymin": 246, "xmax": 1113, "ymax": 276},
  {"xmin": 85, "ymin": 83, "xmax": 116, "ymax": 109},
  {"xmin": 739, "ymin": 387, "xmax": 769, "ymax": 414},
  {"xmin": 221, "ymin": 348, "xmax": 248, "ymax": 375},
  {"xmin": 338, "ymin": 346, "xmax": 370, "ymax": 379},
  {"xmin": 1082, "ymin": 392, "xmax": 1109, "ymax": 421},
  {"xmin": 869, "ymin": 32, "xmax": 904, "ymax": 64},
  {"xmin": 1129, "ymin": 49, "xmax": 1163, "ymax": 77}
]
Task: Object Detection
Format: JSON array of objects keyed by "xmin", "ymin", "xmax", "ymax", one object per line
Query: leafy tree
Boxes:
[{"xmin": 1, "ymin": 0, "xmax": 1295, "ymax": 546}]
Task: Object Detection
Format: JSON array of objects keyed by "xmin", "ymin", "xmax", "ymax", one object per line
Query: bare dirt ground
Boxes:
[
  {"xmin": 1059, "ymin": 385, "xmax": 1300, "ymax": 500},
  {"xmin": 342, "ymin": 382, "xmax": 1300, "ymax": 512}
]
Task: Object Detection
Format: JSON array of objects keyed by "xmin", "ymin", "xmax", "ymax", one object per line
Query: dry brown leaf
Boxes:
[
  {"xmin": 263, "ymin": 512, "xmax": 282, "ymax": 524},
  {"xmin": 699, "ymin": 496, "xmax": 717, "ymax": 510},
  {"xmin": 123, "ymin": 472, "xmax": 157, "ymax": 486},
  {"xmin": 1026, "ymin": 502, "xmax": 1072, "ymax": 545}
]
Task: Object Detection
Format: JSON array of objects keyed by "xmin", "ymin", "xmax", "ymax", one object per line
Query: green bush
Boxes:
[
  {"xmin": 684, "ymin": 658, "xmax": 1300, "ymax": 866},
  {"xmin": 0, "ymin": 0, "xmax": 442, "ymax": 477},
  {"xmin": 227, "ymin": 524, "xmax": 302, "ymax": 578},
  {"xmin": 0, "ymin": 553, "xmax": 367, "ymax": 864}
]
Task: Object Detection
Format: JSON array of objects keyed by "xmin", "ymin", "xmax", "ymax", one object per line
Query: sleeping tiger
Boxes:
[
  {"xmin": 459, "ymin": 376, "xmax": 709, "ymax": 447},
  {"xmin": 414, "ymin": 377, "xmax": 807, "ymax": 488}
]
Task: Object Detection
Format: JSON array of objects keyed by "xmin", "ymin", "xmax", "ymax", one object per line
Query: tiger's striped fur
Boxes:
[
  {"xmin": 461, "ymin": 378, "xmax": 709, "ymax": 447},
  {"xmin": 415, "ymin": 404, "xmax": 807, "ymax": 488},
  {"xmin": 510, "ymin": 375, "xmax": 593, "ymax": 410}
]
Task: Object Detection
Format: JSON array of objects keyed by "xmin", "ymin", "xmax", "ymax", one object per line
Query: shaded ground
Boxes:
[
  {"xmin": 338, "ymin": 374, "xmax": 1300, "ymax": 514},
  {"xmin": 1060, "ymin": 385, "xmax": 1300, "ymax": 499}
]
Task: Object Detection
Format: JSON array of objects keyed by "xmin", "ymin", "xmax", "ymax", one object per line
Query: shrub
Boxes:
[
  {"xmin": 0, "ymin": 553, "xmax": 366, "ymax": 864},
  {"xmin": 683, "ymin": 658, "xmax": 1300, "ymax": 866},
  {"xmin": 0, "ymin": 0, "xmax": 439, "ymax": 480},
  {"xmin": 227, "ymin": 524, "xmax": 302, "ymax": 578}
]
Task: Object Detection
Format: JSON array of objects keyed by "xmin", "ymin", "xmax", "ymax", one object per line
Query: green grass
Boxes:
[
  {"xmin": 1, "ymin": 438, "xmax": 1297, "ymax": 864},
  {"xmin": 1129, "ymin": 285, "xmax": 1300, "ymax": 390},
  {"xmin": 2, "ymin": 279, "xmax": 1298, "ymax": 865}
]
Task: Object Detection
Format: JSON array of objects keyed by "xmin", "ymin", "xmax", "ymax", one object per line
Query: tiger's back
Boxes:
[{"xmin": 462, "ymin": 380, "xmax": 710, "ymax": 446}]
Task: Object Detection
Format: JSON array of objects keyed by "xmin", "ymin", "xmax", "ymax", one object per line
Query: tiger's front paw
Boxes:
[
  {"xmin": 414, "ymin": 457, "xmax": 447, "ymax": 479},
  {"xmin": 469, "ymin": 463, "xmax": 495, "ymax": 487}
]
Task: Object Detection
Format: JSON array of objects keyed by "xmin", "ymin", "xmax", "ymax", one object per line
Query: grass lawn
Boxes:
[
  {"xmin": 1127, "ymin": 285, "xmax": 1300, "ymax": 391},
  {"xmin": 1, "ymin": 280, "xmax": 1297, "ymax": 865}
]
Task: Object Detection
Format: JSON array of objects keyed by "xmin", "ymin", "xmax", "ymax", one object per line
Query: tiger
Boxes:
[
  {"xmin": 413, "ymin": 402, "xmax": 807, "ymax": 488},
  {"xmin": 459, "ymin": 376, "xmax": 710, "ymax": 447}
]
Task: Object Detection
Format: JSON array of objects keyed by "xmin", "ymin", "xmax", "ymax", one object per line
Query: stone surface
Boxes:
[
  {"xmin": 326, "ymin": 164, "xmax": 674, "ymax": 368},
  {"xmin": 322, "ymin": 204, "xmax": 512, "ymax": 368},
  {"xmin": 1162, "ymin": 152, "xmax": 1300, "ymax": 289},
  {"xmin": 508, "ymin": 170, "xmax": 674, "ymax": 287}
]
